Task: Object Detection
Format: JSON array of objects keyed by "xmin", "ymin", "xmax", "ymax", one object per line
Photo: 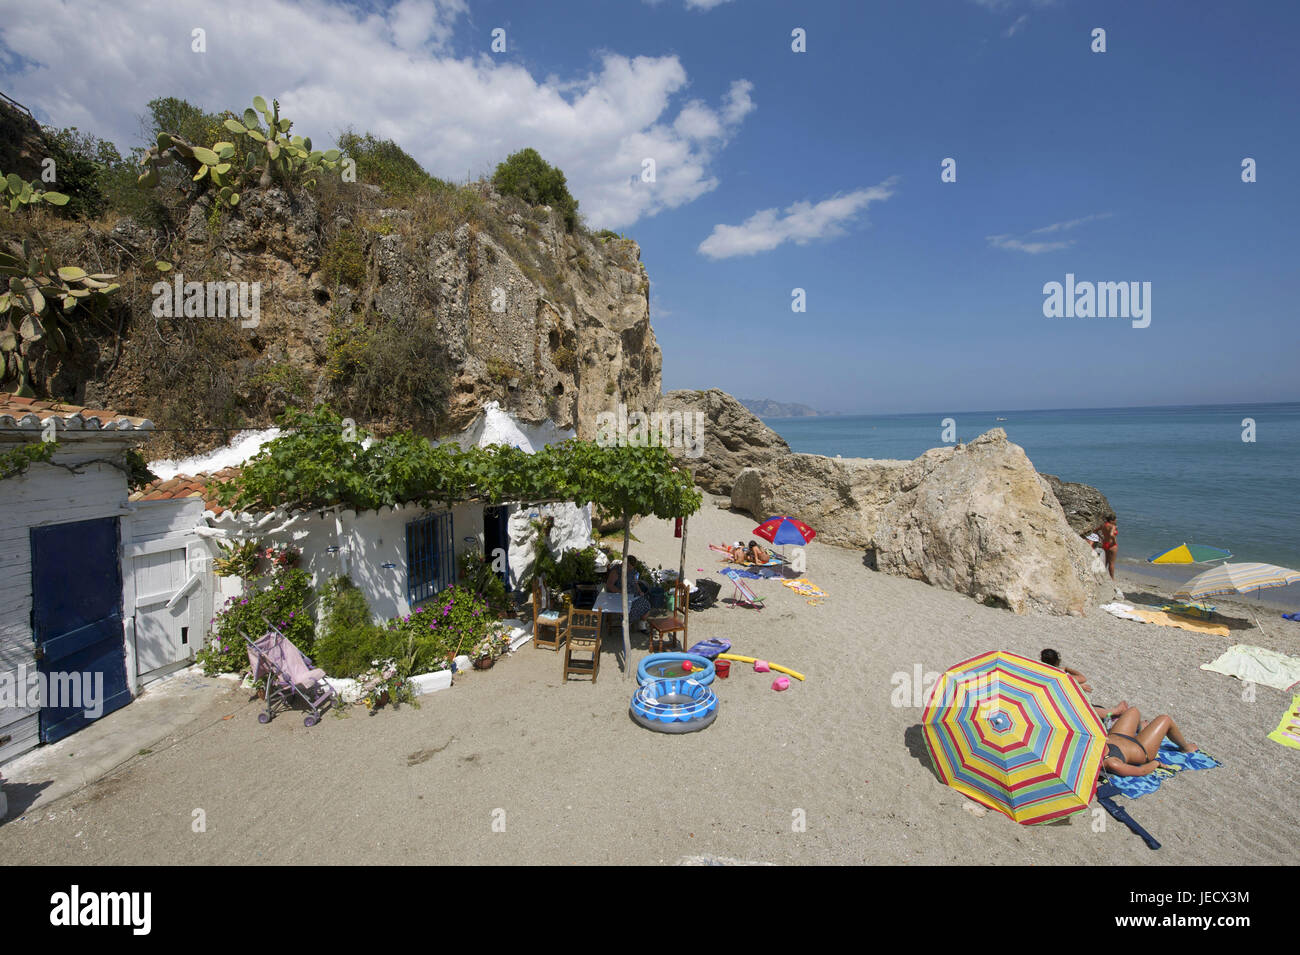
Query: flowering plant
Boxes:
[
  {"xmin": 356, "ymin": 659, "xmax": 416, "ymax": 711},
  {"xmin": 260, "ymin": 542, "xmax": 301, "ymax": 570},
  {"xmin": 213, "ymin": 538, "xmax": 261, "ymax": 579},
  {"xmin": 383, "ymin": 585, "xmax": 492, "ymax": 673},
  {"xmin": 196, "ymin": 568, "xmax": 315, "ymax": 675},
  {"xmin": 472, "ymin": 626, "xmax": 512, "ymax": 663}
]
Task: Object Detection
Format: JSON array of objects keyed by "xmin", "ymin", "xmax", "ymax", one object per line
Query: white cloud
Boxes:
[
  {"xmin": 1004, "ymin": 14, "xmax": 1029, "ymax": 37},
  {"xmin": 698, "ymin": 178, "xmax": 899, "ymax": 259},
  {"xmin": 686, "ymin": 0, "xmax": 736, "ymax": 9},
  {"xmin": 0, "ymin": 0, "xmax": 753, "ymax": 229},
  {"xmin": 986, "ymin": 213, "xmax": 1112, "ymax": 254}
]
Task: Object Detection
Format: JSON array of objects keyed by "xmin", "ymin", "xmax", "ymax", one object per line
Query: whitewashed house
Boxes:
[
  {"xmin": 0, "ymin": 396, "xmax": 211, "ymax": 765},
  {"xmin": 130, "ymin": 470, "xmax": 485, "ymax": 624}
]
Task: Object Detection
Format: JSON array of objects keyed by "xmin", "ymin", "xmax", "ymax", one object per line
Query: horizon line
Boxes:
[{"xmin": 753, "ymin": 398, "xmax": 1300, "ymax": 420}]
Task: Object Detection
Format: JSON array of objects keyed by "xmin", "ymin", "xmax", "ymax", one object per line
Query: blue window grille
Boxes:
[{"xmin": 406, "ymin": 511, "xmax": 455, "ymax": 606}]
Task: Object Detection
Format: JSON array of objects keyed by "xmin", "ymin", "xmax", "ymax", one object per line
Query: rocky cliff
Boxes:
[{"xmin": 7, "ymin": 173, "xmax": 662, "ymax": 458}]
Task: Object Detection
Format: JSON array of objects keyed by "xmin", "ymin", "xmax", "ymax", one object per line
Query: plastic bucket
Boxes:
[{"xmin": 715, "ymin": 660, "xmax": 731, "ymax": 679}]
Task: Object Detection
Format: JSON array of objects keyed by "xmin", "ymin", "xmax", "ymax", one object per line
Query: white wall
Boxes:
[
  {"xmin": 0, "ymin": 439, "xmax": 136, "ymax": 765},
  {"xmin": 207, "ymin": 502, "xmax": 484, "ymax": 626},
  {"xmin": 507, "ymin": 502, "xmax": 594, "ymax": 588}
]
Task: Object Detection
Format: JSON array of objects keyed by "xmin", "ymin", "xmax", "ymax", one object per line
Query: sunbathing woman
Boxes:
[
  {"xmin": 1040, "ymin": 648, "xmax": 1093, "ymax": 693},
  {"xmin": 747, "ymin": 540, "xmax": 771, "ymax": 564},
  {"xmin": 1100, "ymin": 706, "xmax": 1197, "ymax": 777}
]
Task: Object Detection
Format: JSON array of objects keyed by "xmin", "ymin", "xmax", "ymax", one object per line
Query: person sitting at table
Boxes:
[{"xmin": 606, "ymin": 556, "xmax": 652, "ymax": 631}]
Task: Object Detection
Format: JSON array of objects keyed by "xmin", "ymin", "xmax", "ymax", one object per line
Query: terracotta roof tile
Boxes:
[
  {"xmin": 0, "ymin": 392, "xmax": 154, "ymax": 434},
  {"xmin": 130, "ymin": 468, "xmax": 240, "ymax": 514}
]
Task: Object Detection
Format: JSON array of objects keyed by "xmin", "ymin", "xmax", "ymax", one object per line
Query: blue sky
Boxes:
[{"xmin": 1, "ymin": 0, "xmax": 1296, "ymax": 414}]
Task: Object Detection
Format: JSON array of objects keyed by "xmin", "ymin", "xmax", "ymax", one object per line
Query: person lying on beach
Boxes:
[
  {"xmin": 1100, "ymin": 706, "xmax": 1197, "ymax": 777},
  {"xmin": 1041, "ymin": 648, "xmax": 1093, "ymax": 693},
  {"xmin": 746, "ymin": 540, "xmax": 771, "ymax": 564}
]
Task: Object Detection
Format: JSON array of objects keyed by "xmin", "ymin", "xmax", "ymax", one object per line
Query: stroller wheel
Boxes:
[
  {"xmin": 304, "ymin": 715, "xmax": 318, "ymax": 728},
  {"xmin": 258, "ymin": 713, "xmax": 271, "ymax": 724}
]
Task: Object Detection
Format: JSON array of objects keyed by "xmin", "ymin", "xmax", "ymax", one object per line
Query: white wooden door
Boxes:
[{"xmin": 130, "ymin": 540, "xmax": 208, "ymax": 679}]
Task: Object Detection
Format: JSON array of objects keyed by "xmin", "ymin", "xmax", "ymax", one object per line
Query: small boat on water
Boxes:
[{"xmin": 995, "ymin": 416, "xmax": 1007, "ymax": 421}]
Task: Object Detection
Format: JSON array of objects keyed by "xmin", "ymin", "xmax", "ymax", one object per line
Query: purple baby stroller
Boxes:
[{"xmin": 244, "ymin": 627, "xmax": 336, "ymax": 727}]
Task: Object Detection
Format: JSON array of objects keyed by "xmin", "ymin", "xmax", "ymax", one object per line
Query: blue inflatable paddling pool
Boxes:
[
  {"xmin": 637, "ymin": 652, "xmax": 716, "ymax": 687},
  {"xmin": 629, "ymin": 678, "xmax": 719, "ymax": 733}
]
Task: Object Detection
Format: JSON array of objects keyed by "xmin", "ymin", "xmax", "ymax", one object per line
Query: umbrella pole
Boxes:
[
  {"xmin": 678, "ymin": 515, "xmax": 688, "ymax": 593},
  {"xmin": 621, "ymin": 510, "xmax": 631, "ymax": 680}
]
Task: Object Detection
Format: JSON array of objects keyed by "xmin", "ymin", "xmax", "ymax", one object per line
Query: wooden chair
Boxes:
[
  {"xmin": 646, "ymin": 582, "xmax": 690, "ymax": 654},
  {"xmin": 561, "ymin": 608, "xmax": 602, "ymax": 682},
  {"xmin": 532, "ymin": 576, "xmax": 564, "ymax": 651}
]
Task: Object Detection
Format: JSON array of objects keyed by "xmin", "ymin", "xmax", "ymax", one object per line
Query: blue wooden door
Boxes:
[{"xmin": 31, "ymin": 517, "xmax": 131, "ymax": 743}]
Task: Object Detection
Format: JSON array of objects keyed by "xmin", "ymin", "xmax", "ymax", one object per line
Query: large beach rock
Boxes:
[
  {"xmin": 729, "ymin": 427, "xmax": 1108, "ymax": 615},
  {"xmin": 731, "ymin": 455, "xmax": 909, "ymax": 546},
  {"xmin": 660, "ymin": 388, "xmax": 791, "ymax": 494},
  {"xmin": 870, "ymin": 431, "xmax": 1107, "ymax": 614},
  {"xmin": 1041, "ymin": 473, "xmax": 1114, "ymax": 535}
]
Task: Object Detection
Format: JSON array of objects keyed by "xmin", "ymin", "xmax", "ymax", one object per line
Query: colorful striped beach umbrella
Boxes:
[
  {"xmin": 1148, "ymin": 543, "xmax": 1233, "ymax": 564},
  {"xmin": 1174, "ymin": 562, "xmax": 1300, "ymax": 600},
  {"xmin": 921, "ymin": 650, "xmax": 1106, "ymax": 825},
  {"xmin": 752, "ymin": 516, "xmax": 816, "ymax": 546}
]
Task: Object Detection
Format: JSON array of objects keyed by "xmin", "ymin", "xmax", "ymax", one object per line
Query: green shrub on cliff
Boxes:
[
  {"xmin": 491, "ymin": 148, "xmax": 578, "ymax": 232},
  {"xmin": 337, "ymin": 129, "xmax": 451, "ymax": 198}
]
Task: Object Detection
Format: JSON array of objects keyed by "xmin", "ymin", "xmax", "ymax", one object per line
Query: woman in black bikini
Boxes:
[{"xmin": 1100, "ymin": 706, "xmax": 1197, "ymax": 777}]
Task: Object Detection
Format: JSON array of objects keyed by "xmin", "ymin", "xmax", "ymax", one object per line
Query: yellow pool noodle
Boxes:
[{"xmin": 717, "ymin": 654, "xmax": 805, "ymax": 682}]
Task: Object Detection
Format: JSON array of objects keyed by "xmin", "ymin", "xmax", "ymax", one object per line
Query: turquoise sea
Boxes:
[{"xmin": 766, "ymin": 403, "xmax": 1300, "ymax": 591}]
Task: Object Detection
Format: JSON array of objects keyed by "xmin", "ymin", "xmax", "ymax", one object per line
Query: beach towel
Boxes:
[
  {"xmin": 717, "ymin": 567, "xmax": 775, "ymax": 580},
  {"xmin": 1101, "ymin": 601, "xmax": 1145, "ymax": 622},
  {"xmin": 1101, "ymin": 602, "xmax": 1229, "ymax": 636},
  {"xmin": 1095, "ymin": 783, "xmax": 1161, "ymax": 850},
  {"xmin": 1283, "ymin": 613, "xmax": 1300, "ymax": 622},
  {"xmin": 780, "ymin": 577, "xmax": 827, "ymax": 598},
  {"xmin": 1103, "ymin": 741, "xmax": 1221, "ymax": 800},
  {"xmin": 1200, "ymin": 644, "xmax": 1300, "ymax": 692},
  {"xmin": 688, "ymin": 638, "xmax": 732, "ymax": 659},
  {"xmin": 1131, "ymin": 609, "xmax": 1230, "ymax": 637},
  {"xmin": 1267, "ymin": 695, "xmax": 1300, "ymax": 750}
]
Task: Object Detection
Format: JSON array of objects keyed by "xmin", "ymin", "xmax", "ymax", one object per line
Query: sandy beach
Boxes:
[{"xmin": 1, "ymin": 497, "xmax": 1295, "ymax": 865}]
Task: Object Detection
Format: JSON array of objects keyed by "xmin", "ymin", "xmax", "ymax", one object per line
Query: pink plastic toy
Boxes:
[
  {"xmin": 754, "ymin": 660, "xmax": 771, "ymax": 673},
  {"xmin": 681, "ymin": 661, "xmax": 694, "ymax": 673},
  {"xmin": 772, "ymin": 676, "xmax": 790, "ymax": 691}
]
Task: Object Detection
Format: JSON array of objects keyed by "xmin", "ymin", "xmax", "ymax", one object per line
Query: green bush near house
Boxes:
[
  {"xmin": 550, "ymin": 545, "xmax": 602, "ymax": 592},
  {"xmin": 311, "ymin": 577, "xmax": 386, "ymax": 679},
  {"xmin": 456, "ymin": 548, "xmax": 511, "ymax": 618},
  {"xmin": 384, "ymin": 585, "xmax": 492, "ymax": 674},
  {"xmin": 196, "ymin": 567, "xmax": 316, "ymax": 676}
]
